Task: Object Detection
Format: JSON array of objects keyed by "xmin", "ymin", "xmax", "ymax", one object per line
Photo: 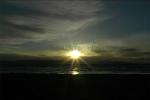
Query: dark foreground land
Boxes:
[{"xmin": 0, "ymin": 74, "xmax": 150, "ymax": 100}]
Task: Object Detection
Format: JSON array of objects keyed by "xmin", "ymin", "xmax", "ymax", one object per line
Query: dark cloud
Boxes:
[
  {"xmin": 92, "ymin": 46, "xmax": 150, "ymax": 59},
  {"xmin": 0, "ymin": 1, "xmax": 47, "ymax": 16},
  {"xmin": 0, "ymin": 18, "xmax": 44, "ymax": 34},
  {"xmin": 0, "ymin": 1, "xmax": 47, "ymax": 39},
  {"xmin": 118, "ymin": 48, "xmax": 150, "ymax": 58}
]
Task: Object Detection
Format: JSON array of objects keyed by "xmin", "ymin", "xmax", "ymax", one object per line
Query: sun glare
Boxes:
[
  {"xmin": 68, "ymin": 50, "xmax": 81, "ymax": 59},
  {"xmin": 72, "ymin": 70, "xmax": 79, "ymax": 75}
]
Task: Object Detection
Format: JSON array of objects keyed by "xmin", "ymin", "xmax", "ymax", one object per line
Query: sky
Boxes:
[{"xmin": 0, "ymin": 0, "xmax": 150, "ymax": 59}]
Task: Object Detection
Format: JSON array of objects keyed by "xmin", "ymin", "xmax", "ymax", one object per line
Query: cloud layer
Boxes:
[
  {"xmin": 0, "ymin": 0, "xmax": 103, "ymax": 46},
  {"xmin": 0, "ymin": 0, "xmax": 150, "ymax": 59}
]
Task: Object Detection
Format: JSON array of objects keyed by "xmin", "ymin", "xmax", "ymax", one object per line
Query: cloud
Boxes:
[
  {"xmin": 0, "ymin": 0, "xmax": 104, "ymax": 39},
  {"xmin": 0, "ymin": 0, "xmax": 107, "ymax": 54},
  {"xmin": 12, "ymin": 0, "xmax": 103, "ymax": 20},
  {"xmin": 115, "ymin": 47, "xmax": 150, "ymax": 58},
  {"xmin": 92, "ymin": 45, "xmax": 150, "ymax": 59}
]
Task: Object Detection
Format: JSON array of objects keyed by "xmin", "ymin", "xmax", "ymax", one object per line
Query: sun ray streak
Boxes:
[
  {"xmin": 71, "ymin": 59, "xmax": 75, "ymax": 69},
  {"xmin": 80, "ymin": 58, "xmax": 94, "ymax": 71}
]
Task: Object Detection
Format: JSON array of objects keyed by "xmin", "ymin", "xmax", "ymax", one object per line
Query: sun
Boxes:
[
  {"xmin": 67, "ymin": 50, "xmax": 82, "ymax": 59},
  {"xmin": 72, "ymin": 70, "xmax": 79, "ymax": 75}
]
